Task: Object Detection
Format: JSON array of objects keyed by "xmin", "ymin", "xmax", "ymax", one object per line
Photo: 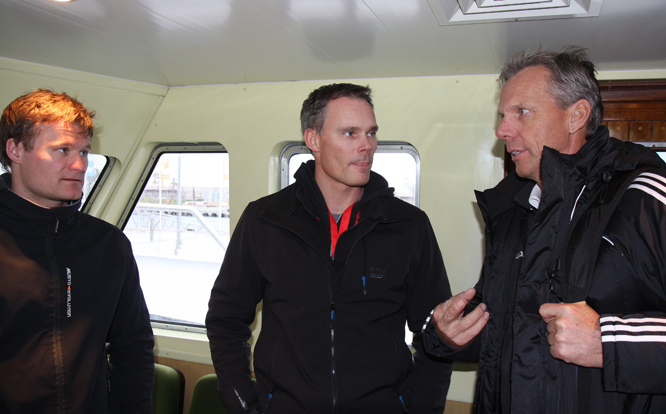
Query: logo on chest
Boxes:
[{"xmin": 368, "ymin": 266, "xmax": 387, "ymax": 279}]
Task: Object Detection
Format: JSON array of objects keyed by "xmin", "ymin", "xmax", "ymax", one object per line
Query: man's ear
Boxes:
[
  {"xmin": 6, "ymin": 138, "xmax": 22, "ymax": 165},
  {"xmin": 304, "ymin": 128, "xmax": 320, "ymax": 154},
  {"xmin": 569, "ymin": 99, "xmax": 591, "ymax": 136}
]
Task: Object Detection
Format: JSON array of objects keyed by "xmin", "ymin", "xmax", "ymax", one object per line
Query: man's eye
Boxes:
[
  {"xmin": 344, "ymin": 131, "xmax": 353, "ymax": 137},
  {"xmin": 368, "ymin": 131, "xmax": 376, "ymax": 138},
  {"xmin": 520, "ymin": 108, "xmax": 529, "ymax": 115},
  {"xmin": 80, "ymin": 151, "xmax": 89, "ymax": 156},
  {"xmin": 57, "ymin": 148, "xmax": 67, "ymax": 154}
]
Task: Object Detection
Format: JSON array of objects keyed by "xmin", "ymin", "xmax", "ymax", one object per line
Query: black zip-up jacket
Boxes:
[
  {"xmin": 0, "ymin": 173, "xmax": 154, "ymax": 413},
  {"xmin": 425, "ymin": 127, "xmax": 666, "ymax": 413},
  {"xmin": 206, "ymin": 161, "xmax": 452, "ymax": 414}
]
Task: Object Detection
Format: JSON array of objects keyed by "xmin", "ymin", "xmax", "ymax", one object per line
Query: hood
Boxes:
[
  {"xmin": 542, "ymin": 126, "xmax": 666, "ymax": 193},
  {"xmin": 293, "ymin": 160, "xmax": 394, "ymax": 218}
]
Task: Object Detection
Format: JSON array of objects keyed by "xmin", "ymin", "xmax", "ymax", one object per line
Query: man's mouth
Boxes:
[
  {"xmin": 352, "ymin": 160, "xmax": 372, "ymax": 167},
  {"xmin": 62, "ymin": 177, "xmax": 83, "ymax": 183}
]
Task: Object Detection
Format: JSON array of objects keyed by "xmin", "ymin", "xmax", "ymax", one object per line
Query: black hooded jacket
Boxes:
[
  {"xmin": 0, "ymin": 173, "xmax": 154, "ymax": 413},
  {"xmin": 206, "ymin": 161, "xmax": 452, "ymax": 414},
  {"xmin": 425, "ymin": 127, "xmax": 666, "ymax": 414}
]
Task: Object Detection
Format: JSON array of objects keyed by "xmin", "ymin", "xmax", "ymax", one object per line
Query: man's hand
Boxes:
[
  {"xmin": 431, "ymin": 288, "xmax": 489, "ymax": 349},
  {"xmin": 539, "ymin": 301, "xmax": 603, "ymax": 368}
]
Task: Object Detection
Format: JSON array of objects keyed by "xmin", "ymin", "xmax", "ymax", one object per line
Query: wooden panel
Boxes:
[
  {"xmin": 603, "ymin": 102, "xmax": 666, "ymax": 122},
  {"xmin": 630, "ymin": 121, "xmax": 652, "ymax": 141},
  {"xmin": 606, "ymin": 121, "xmax": 629, "ymax": 141},
  {"xmin": 444, "ymin": 400, "xmax": 473, "ymax": 414},
  {"xmin": 654, "ymin": 122, "xmax": 666, "ymax": 142},
  {"xmin": 599, "ymin": 79, "xmax": 666, "ymax": 102}
]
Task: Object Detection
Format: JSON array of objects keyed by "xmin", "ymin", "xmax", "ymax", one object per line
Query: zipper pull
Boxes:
[
  {"xmin": 233, "ymin": 388, "xmax": 248, "ymax": 410},
  {"xmin": 362, "ymin": 276, "xmax": 367, "ymax": 296},
  {"xmin": 330, "ymin": 300, "xmax": 335, "ymax": 320},
  {"xmin": 55, "ymin": 218, "xmax": 60, "ymax": 234}
]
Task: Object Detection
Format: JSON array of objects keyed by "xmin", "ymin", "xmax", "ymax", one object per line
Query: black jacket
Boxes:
[
  {"xmin": 0, "ymin": 173, "xmax": 154, "ymax": 413},
  {"xmin": 206, "ymin": 161, "xmax": 452, "ymax": 414},
  {"xmin": 425, "ymin": 127, "xmax": 666, "ymax": 413}
]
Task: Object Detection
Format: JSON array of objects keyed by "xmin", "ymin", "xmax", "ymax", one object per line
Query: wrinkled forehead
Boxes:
[{"xmin": 499, "ymin": 67, "xmax": 554, "ymax": 108}]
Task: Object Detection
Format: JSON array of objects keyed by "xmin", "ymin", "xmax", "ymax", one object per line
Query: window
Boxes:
[
  {"xmin": 280, "ymin": 142, "xmax": 420, "ymax": 206},
  {"xmin": 120, "ymin": 144, "xmax": 229, "ymax": 332},
  {"xmin": 81, "ymin": 154, "xmax": 110, "ymax": 209}
]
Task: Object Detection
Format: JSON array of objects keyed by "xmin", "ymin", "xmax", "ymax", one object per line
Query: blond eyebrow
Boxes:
[{"xmin": 49, "ymin": 138, "xmax": 92, "ymax": 151}]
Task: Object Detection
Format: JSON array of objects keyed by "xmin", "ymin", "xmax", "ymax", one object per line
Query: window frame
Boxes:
[
  {"xmin": 81, "ymin": 155, "xmax": 114, "ymax": 213},
  {"xmin": 118, "ymin": 143, "xmax": 227, "ymax": 228},
  {"xmin": 117, "ymin": 142, "xmax": 227, "ymax": 334}
]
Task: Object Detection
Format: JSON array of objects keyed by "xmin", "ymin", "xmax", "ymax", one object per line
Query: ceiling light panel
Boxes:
[
  {"xmin": 427, "ymin": 0, "xmax": 602, "ymax": 24},
  {"xmin": 475, "ymin": 0, "xmax": 555, "ymax": 8},
  {"xmin": 458, "ymin": 0, "xmax": 570, "ymax": 15}
]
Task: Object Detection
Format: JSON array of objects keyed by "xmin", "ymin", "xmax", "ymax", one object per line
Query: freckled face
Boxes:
[
  {"xmin": 308, "ymin": 97, "xmax": 378, "ymax": 192},
  {"xmin": 496, "ymin": 66, "xmax": 582, "ymax": 186},
  {"xmin": 7, "ymin": 121, "xmax": 90, "ymax": 208}
]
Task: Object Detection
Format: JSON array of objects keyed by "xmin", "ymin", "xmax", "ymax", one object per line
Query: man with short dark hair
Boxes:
[
  {"xmin": 0, "ymin": 89, "xmax": 154, "ymax": 413},
  {"xmin": 206, "ymin": 83, "xmax": 452, "ymax": 414},
  {"xmin": 424, "ymin": 47, "xmax": 666, "ymax": 414}
]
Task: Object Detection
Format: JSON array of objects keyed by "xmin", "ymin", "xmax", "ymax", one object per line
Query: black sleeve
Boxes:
[
  {"xmin": 599, "ymin": 172, "xmax": 666, "ymax": 394},
  {"xmin": 601, "ymin": 314, "xmax": 666, "ymax": 394},
  {"xmin": 206, "ymin": 208, "xmax": 263, "ymax": 414},
  {"xmin": 405, "ymin": 213, "xmax": 454, "ymax": 414},
  {"xmin": 107, "ymin": 240, "xmax": 155, "ymax": 413}
]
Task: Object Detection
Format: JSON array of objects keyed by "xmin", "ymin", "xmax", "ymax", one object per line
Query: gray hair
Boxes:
[{"xmin": 499, "ymin": 46, "xmax": 603, "ymax": 138}]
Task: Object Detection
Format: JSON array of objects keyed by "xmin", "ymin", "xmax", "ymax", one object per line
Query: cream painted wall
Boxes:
[{"xmin": 2, "ymin": 56, "xmax": 665, "ymax": 403}]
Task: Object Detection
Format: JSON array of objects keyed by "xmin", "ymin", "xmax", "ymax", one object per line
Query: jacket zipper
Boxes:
[
  {"xmin": 47, "ymin": 218, "xmax": 67, "ymax": 413},
  {"xmin": 330, "ymin": 296, "xmax": 338, "ymax": 412}
]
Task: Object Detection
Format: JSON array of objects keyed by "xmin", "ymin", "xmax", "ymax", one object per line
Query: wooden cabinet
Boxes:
[{"xmin": 600, "ymin": 79, "xmax": 666, "ymax": 142}]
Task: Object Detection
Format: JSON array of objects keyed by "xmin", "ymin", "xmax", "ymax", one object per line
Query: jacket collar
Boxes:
[
  {"xmin": 539, "ymin": 126, "xmax": 665, "ymax": 207},
  {"xmin": 0, "ymin": 173, "xmax": 81, "ymax": 229},
  {"xmin": 292, "ymin": 160, "xmax": 395, "ymax": 221}
]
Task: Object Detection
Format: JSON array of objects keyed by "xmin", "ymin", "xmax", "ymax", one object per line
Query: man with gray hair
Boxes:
[{"xmin": 424, "ymin": 47, "xmax": 666, "ymax": 413}]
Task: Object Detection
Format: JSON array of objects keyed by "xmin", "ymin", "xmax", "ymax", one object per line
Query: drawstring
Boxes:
[{"xmin": 570, "ymin": 184, "xmax": 586, "ymax": 222}]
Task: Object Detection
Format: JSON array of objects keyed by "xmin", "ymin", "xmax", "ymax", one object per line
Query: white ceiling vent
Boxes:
[{"xmin": 427, "ymin": 0, "xmax": 603, "ymax": 25}]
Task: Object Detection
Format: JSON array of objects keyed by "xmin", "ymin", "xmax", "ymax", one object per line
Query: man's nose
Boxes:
[
  {"xmin": 70, "ymin": 154, "xmax": 88, "ymax": 172},
  {"xmin": 496, "ymin": 117, "xmax": 511, "ymax": 141}
]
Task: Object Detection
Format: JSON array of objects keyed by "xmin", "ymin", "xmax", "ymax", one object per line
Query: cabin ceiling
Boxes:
[{"xmin": 0, "ymin": 0, "xmax": 664, "ymax": 87}]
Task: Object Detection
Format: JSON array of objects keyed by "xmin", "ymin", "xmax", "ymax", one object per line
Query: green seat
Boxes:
[
  {"xmin": 187, "ymin": 374, "xmax": 229, "ymax": 414},
  {"xmin": 152, "ymin": 363, "xmax": 185, "ymax": 414}
]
